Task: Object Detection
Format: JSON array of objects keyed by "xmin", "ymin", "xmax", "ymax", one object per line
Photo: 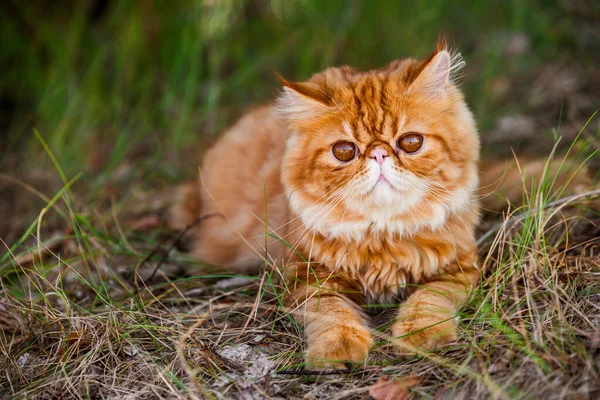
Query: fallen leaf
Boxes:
[
  {"xmin": 369, "ymin": 376, "xmax": 421, "ymax": 400},
  {"xmin": 12, "ymin": 233, "xmax": 64, "ymax": 266}
]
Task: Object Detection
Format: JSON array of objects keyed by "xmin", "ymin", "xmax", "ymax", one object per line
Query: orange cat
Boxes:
[{"xmin": 172, "ymin": 38, "xmax": 481, "ymax": 369}]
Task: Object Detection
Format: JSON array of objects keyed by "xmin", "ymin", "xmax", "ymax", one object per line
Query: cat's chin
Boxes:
[
  {"xmin": 359, "ymin": 175, "xmax": 424, "ymax": 212},
  {"xmin": 368, "ymin": 180, "xmax": 398, "ymax": 205}
]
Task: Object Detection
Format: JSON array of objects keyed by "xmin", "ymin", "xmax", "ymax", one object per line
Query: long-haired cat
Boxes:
[{"xmin": 172, "ymin": 38, "xmax": 481, "ymax": 369}]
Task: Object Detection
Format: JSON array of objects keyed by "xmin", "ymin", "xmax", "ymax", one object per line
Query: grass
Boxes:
[
  {"xmin": 0, "ymin": 1, "xmax": 586, "ymax": 175},
  {"xmin": 1, "ymin": 1, "xmax": 600, "ymax": 399},
  {"xmin": 1, "ymin": 140, "xmax": 598, "ymax": 398}
]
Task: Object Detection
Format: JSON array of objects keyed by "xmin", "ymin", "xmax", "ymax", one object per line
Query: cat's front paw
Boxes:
[
  {"xmin": 305, "ymin": 324, "xmax": 373, "ymax": 370},
  {"xmin": 391, "ymin": 313, "xmax": 458, "ymax": 355}
]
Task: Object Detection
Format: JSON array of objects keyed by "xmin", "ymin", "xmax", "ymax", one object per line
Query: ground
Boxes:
[{"xmin": 1, "ymin": 1, "xmax": 599, "ymax": 399}]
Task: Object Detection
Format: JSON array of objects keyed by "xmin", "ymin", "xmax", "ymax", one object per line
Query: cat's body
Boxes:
[
  {"xmin": 174, "ymin": 105, "xmax": 477, "ymax": 302},
  {"xmin": 171, "ymin": 106, "xmax": 293, "ymax": 272},
  {"xmin": 173, "ymin": 39, "xmax": 481, "ymax": 368}
]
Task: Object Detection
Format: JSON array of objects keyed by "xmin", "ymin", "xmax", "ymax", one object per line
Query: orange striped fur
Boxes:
[{"xmin": 172, "ymin": 39, "xmax": 481, "ymax": 369}]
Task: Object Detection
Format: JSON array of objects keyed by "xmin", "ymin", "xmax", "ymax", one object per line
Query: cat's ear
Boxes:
[
  {"xmin": 409, "ymin": 38, "xmax": 464, "ymax": 96},
  {"xmin": 275, "ymin": 74, "xmax": 334, "ymax": 120}
]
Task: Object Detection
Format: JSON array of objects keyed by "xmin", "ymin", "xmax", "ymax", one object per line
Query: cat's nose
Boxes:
[{"xmin": 368, "ymin": 147, "xmax": 389, "ymax": 165}]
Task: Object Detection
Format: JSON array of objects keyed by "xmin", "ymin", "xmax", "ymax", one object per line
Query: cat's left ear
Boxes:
[
  {"xmin": 409, "ymin": 39, "xmax": 464, "ymax": 96},
  {"xmin": 275, "ymin": 74, "xmax": 334, "ymax": 120}
]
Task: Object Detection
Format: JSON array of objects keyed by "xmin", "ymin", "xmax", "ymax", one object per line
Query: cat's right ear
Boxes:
[{"xmin": 275, "ymin": 74, "xmax": 334, "ymax": 120}]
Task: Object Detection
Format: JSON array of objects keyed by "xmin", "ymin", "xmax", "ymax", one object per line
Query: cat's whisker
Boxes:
[
  {"xmin": 408, "ymin": 169, "xmax": 493, "ymax": 202},
  {"xmin": 295, "ymin": 186, "xmax": 363, "ymax": 276},
  {"xmin": 276, "ymin": 182, "xmax": 355, "ymax": 239},
  {"xmin": 286, "ymin": 184, "xmax": 357, "ymax": 249},
  {"xmin": 280, "ymin": 185, "xmax": 359, "ymax": 267},
  {"xmin": 414, "ymin": 179, "xmax": 484, "ymax": 223},
  {"xmin": 286, "ymin": 183, "xmax": 360, "ymax": 249},
  {"xmin": 270, "ymin": 179, "xmax": 354, "ymax": 233},
  {"xmin": 399, "ymin": 175, "xmax": 480, "ymax": 230},
  {"xmin": 413, "ymin": 183, "xmax": 482, "ymax": 238},
  {"xmin": 416, "ymin": 189, "xmax": 470, "ymax": 247}
]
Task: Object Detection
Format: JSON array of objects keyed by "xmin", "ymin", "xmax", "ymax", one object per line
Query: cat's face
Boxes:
[{"xmin": 278, "ymin": 41, "xmax": 480, "ymax": 239}]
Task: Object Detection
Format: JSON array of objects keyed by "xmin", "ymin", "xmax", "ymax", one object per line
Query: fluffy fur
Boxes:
[{"xmin": 172, "ymin": 39, "xmax": 482, "ymax": 369}]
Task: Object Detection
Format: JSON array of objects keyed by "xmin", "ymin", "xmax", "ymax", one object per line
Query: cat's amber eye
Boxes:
[
  {"xmin": 398, "ymin": 133, "xmax": 424, "ymax": 153},
  {"xmin": 332, "ymin": 141, "xmax": 357, "ymax": 162}
]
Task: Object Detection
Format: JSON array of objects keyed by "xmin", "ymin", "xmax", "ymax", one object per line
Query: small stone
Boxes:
[
  {"xmin": 17, "ymin": 352, "xmax": 30, "ymax": 368},
  {"xmin": 253, "ymin": 334, "xmax": 265, "ymax": 344}
]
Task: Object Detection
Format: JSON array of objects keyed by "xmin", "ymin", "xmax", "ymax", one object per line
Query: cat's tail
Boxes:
[{"xmin": 169, "ymin": 180, "xmax": 203, "ymax": 231}]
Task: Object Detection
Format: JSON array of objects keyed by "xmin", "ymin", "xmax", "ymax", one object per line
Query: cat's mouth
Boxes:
[
  {"xmin": 366, "ymin": 173, "xmax": 393, "ymax": 195},
  {"xmin": 377, "ymin": 174, "xmax": 389, "ymax": 184}
]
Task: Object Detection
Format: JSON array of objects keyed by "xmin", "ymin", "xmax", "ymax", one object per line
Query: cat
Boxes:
[{"xmin": 171, "ymin": 38, "xmax": 482, "ymax": 369}]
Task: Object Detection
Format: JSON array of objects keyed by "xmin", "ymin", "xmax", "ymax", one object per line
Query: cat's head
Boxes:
[{"xmin": 277, "ymin": 39, "xmax": 480, "ymax": 240}]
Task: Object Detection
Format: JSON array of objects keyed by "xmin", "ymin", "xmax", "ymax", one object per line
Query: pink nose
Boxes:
[{"xmin": 369, "ymin": 148, "xmax": 389, "ymax": 164}]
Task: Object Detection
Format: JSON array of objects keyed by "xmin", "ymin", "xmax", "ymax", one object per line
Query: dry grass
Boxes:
[{"xmin": 1, "ymin": 146, "xmax": 599, "ymax": 400}]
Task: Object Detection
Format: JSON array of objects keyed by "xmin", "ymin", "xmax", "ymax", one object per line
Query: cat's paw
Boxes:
[
  {"xmin": 305, "ymin": 325, "xmax": 373, "ymax": 370},
  {"xmin": 391, "ymin": 314, "xmax": 457, "ymax": 355}
]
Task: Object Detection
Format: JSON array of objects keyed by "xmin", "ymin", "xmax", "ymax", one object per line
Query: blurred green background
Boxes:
[{"xmin": 1, "ymin": 0, "xmax": 599, "ymax": 241}]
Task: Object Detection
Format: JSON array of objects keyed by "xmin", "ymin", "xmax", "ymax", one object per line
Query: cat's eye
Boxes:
[
  {"xmin": 332, "ymin": 141, "xmax": 357, "ymax": 162},
  {"xmin": 397, "ymin": 133, "xmax": 424, "ymax": 153}
]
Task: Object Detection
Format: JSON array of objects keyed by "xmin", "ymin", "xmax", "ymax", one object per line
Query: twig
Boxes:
[
  {"xmin": 235, "ymin": 267, "xmax": 269, "ymax": 340},
  {"xmin": 477, "ymin": 188, "xmax": 600, "ymax": 247},
  {"xmin": 148, "ymin": 212, "xmax": 224, "ymax": 281},
  {"xmin": 177, "ymin": 317, "xmax": 208, "ymax": 398},
  {"xmin": 275, "ymin": 367, "xmax": 354, "ymax": 376},
  {"xmin": 132, "ymin": 213, "xmax": 223, "ymax": 304}
]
